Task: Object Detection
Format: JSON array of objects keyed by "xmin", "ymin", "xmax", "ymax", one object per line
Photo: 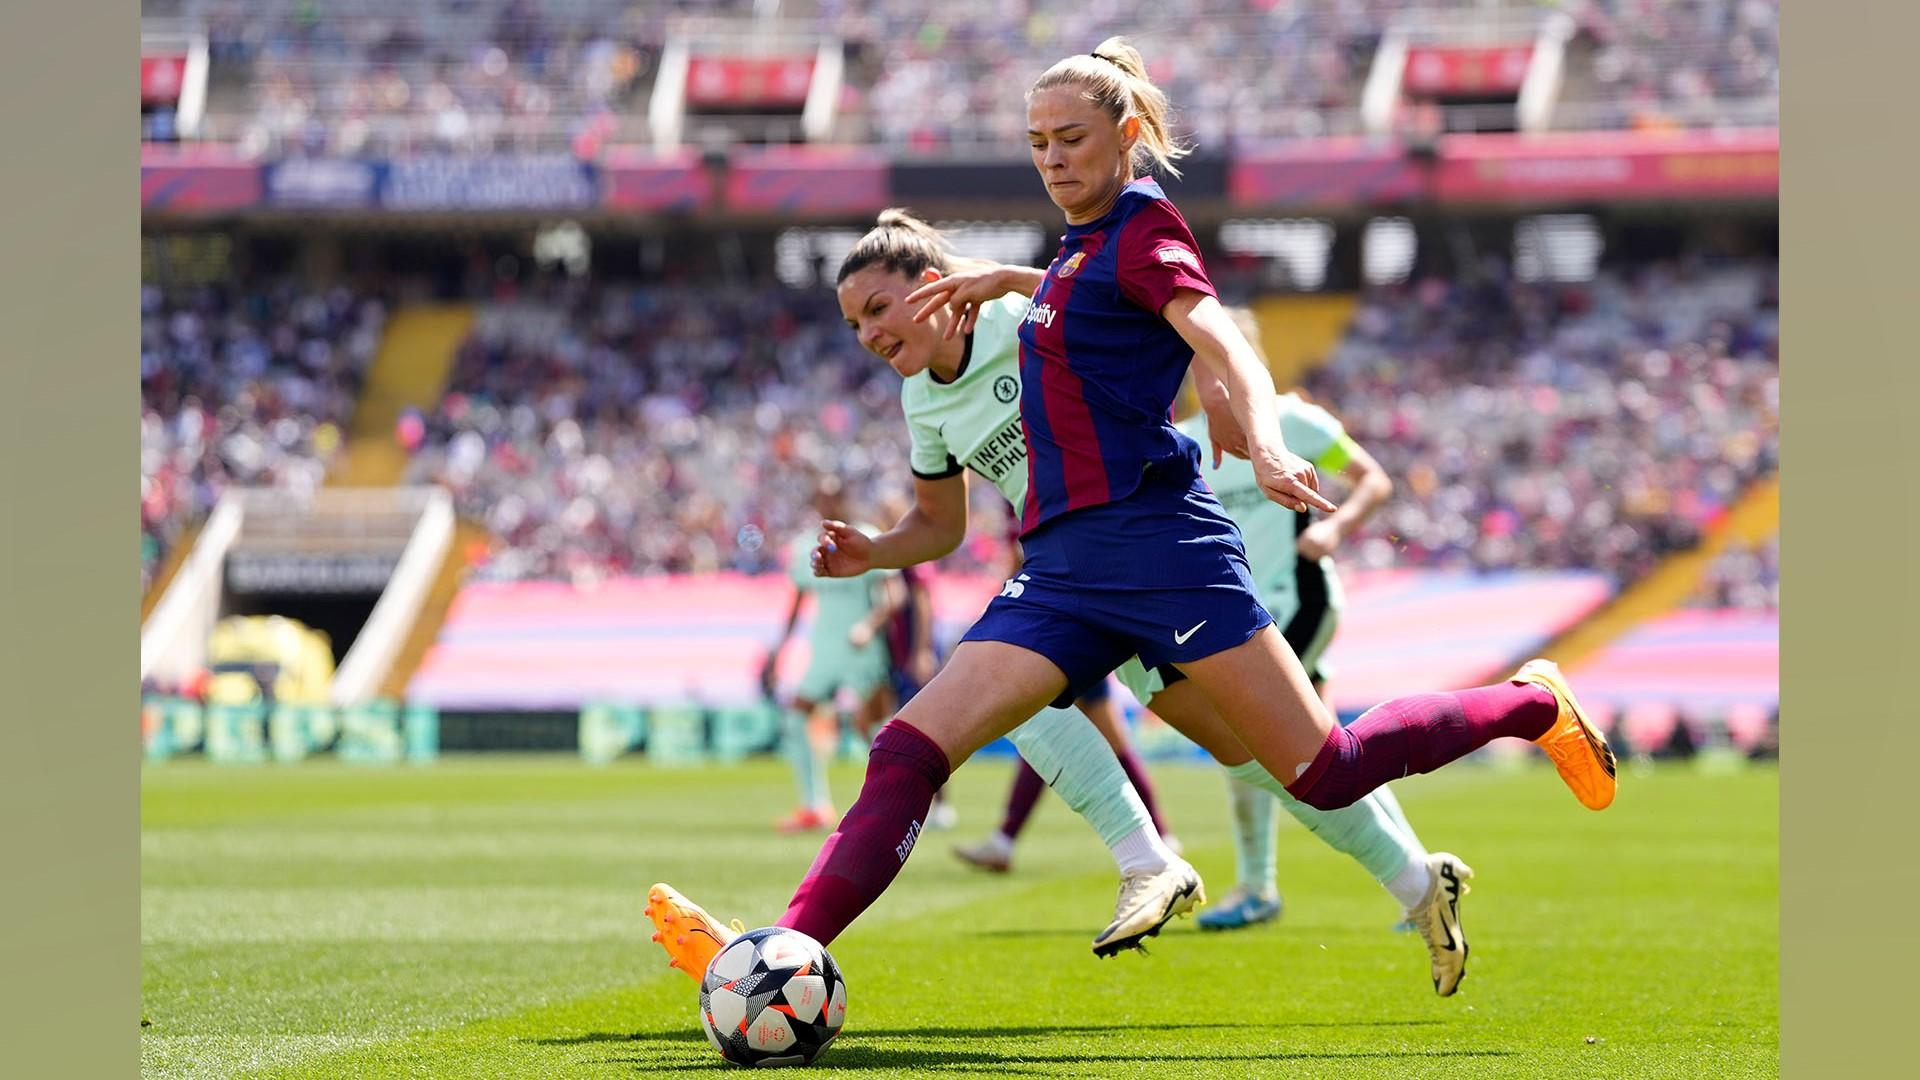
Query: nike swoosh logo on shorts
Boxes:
[{"xmin": 1173, "ymin": 620, "xmax": 1207, "ymax": 645}]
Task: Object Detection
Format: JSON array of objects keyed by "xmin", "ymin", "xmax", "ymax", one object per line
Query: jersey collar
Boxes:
[{"xmin": 927, "ymin": 328, "xmax": 975, "ymax": 386}]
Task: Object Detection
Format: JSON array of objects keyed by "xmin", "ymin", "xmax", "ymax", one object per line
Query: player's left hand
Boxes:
[
  {"xmin": 1253, "ymin": 445, "xmax": 1339, "ymax": 515},
  {"xmin": 1296, "ymin": 518, "xmax": 1344, "ymax": 560},
  {"xmin": 811, "ymin": 520, "xmax": 874, "ymax": 577},
  {"xmin": 904, "ymin": 267, "xmax": 1010, "ymax": 339}
]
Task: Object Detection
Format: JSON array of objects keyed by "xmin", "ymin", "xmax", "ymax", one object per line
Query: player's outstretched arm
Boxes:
[
  {"xmin": 813, "ymin": 473, "xmax": 969, "ymax": 577},
  {"xmin": 1163, "ymin": 289, "xmax": 1336, "ymax": 515},
  {"xmin": 905, "ymin": 262, "xmax": 1046, "ymax": 339}
]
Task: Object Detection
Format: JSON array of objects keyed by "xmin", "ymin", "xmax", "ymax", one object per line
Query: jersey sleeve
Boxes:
[
  {"xmin": 907, "ymin": 407, "xmax": 962, "ymax": 481},
  {"xmin": 1279, "ymin": 399, "xmax": 1351, "ymax": 471},
  {"xmin": 1115, "ymin": 198, "xmax": 1217, "ymax": 314}
]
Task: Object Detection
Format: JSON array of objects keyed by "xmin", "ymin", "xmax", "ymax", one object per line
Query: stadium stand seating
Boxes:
[{"xmin": 154, "ymin": 0, "xmax": 1778, "ymax": 154}]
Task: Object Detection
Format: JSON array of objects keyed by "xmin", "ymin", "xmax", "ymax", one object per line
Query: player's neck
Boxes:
[{"xmin": 927, "ymin": 331, "xmax": 966, "ymax": 382}]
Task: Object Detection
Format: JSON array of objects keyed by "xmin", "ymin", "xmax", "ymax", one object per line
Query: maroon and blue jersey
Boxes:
[{"xmin": 1015, "ymin": 177, "xmax": 1218, "ymax": 534}]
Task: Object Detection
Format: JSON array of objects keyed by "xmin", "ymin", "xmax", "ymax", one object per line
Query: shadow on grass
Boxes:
[
  {"xmin": 576, "ymin": 1041, "xmax": 1513, "ymax": 1074},
  {"xmin": 530, "ymin": 1018, "xmax": 1448, "ymax": 1047}
]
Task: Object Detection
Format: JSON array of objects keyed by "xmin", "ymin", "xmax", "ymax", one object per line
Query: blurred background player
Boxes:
[{"xmin": 762, "ymin": 476, "xmax": 901, "ymax": 832}]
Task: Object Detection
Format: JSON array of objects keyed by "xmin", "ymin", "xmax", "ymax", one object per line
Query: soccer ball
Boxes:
[{"xmin": 699, "ymin": 926, "xmax": 847, "ymax": 1067}]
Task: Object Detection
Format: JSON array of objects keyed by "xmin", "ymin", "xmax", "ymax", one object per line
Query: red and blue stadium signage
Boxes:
[
  {"xmin": 142, "ymin": 129, "xmax": 1779, "ymax": 215},
  {"xmin": 1403, "ymin": 45, "xmax": 1533, "ymax": 97},
  {"xmin": 1229, "ymin": 129, "xmax": 1778, "ymax": 208},
  {"xmin": 600, "ymin": 147, "xmax": 714, "ymax": 212},
  {"xmin": 382, "ymin": 155, "xmax": 599, "ymax": 211},
  {"xmin": 726, "ymin": 146, "xmax": 890, "ymax": 213},
  {"xmin": 141, "ymin": 145, "xmax": 262, "ymax": 211},
  {"xmin": 1229, "ymin": 138, "xmax": 1427, "ymax": 208},
  {"xmin": 262, "ymin": 159, "xmax": 384, "ymax": 209},
  {"xmin": 1434, "ymin": 129, "xmax": 1779, "ymax": 202},
  {"xmin": 141, "ymin": 53, "xmax": 188, "ymax": 105},
  {"xmin": 686, "ymin": 56, "xmax": 815, "ymax": 110}
]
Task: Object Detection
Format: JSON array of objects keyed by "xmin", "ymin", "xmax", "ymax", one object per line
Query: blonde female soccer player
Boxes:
[{"xmin": 647, "ymin": 37, "xmax": 1612, "ymax": 991}]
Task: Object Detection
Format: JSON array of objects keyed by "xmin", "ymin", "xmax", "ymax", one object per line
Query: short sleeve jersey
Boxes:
[
  {"xmin": 901, "ymin": 293, "xmax": 1033, "ymax": 509},
  {"xmin": 1176, "ymin": 393, "xmax": 1355, "ymax": 615},
  {"xmin": 787, "ymin": 529, "xmax": 894, "ymax": 650},
  {"xmin": 1015, "ymin": 177, "xmax": 1218, "ymax": 534}
]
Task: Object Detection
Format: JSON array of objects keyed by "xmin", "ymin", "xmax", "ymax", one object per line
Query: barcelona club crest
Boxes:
[{"xmin": 1057, "ymin": 251, "xmax": 1086, "ymax": 278}]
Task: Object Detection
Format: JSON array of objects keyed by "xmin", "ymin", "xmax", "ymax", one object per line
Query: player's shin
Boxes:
[
  {"xmin": 1284, "ymin": 684, "xmax": 1557, "ymax": 811},
  {"xmin": 1006, "ymin": 706, "xmax": 1159, "ymax": 856},
  {"xmin": 777, "ymin": 718, "xmax": 951, "ymax": 945}
]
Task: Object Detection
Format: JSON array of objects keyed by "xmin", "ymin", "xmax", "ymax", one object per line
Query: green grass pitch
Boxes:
[{"xmin": 142, "ymin": 755, "xmax": 1777, "ymax": 1078}]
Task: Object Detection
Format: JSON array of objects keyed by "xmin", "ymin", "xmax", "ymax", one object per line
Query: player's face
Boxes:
[
  {"xmin": 1027, "ymin": 85, "xmax": 1133, "ymax": 223},
  {"xmin": 837, "ymin": 265, "xmax": 940, "ymax": 377}
]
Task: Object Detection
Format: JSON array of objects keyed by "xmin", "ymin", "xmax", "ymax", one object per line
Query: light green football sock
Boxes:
[
  {"xmin": 1368, "ymin": 784, "xmax": 1425, "ymax": 852},
  {"xmin": 1224, "ymin": 759, "xmax": 1425, "ymax": 887},
  {"xmin": 783, "ymin": 709, "xmax": 831, "ymax": 810},
  {"xmin": 1007, "ymin": 705, "xmax": 1155, "ymax": 851},
  {"xmin": 1224, "ymin": 771, "xmax": 1280, "ymax": 896}
]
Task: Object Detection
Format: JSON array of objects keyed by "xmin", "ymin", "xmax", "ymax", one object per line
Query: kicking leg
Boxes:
[
  {"xmin": 775, "ymin": 641, "xmax": 1066, "ymax": 946},
  {"xmin": 1176, "ymin": 629, "xmax": 1611, "ymax": 812}
]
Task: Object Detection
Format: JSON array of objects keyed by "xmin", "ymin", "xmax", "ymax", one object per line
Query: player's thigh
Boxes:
[
  {"xmin": 1173, "ymin": 623, "xmax": 1334, "ymax": 778},
  {"xmin": 1144, "ymin": 679, "xmax": 1253, "ymax": 767},
  {"xmin": 894, "ymin": 640, "xmax": 1068, "ymax": 766}
]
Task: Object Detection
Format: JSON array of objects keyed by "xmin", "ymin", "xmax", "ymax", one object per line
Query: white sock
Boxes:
[
  {"xmin": 1387, "ymin": 856, "xmax": 1434, "ymax": 910},
  {"xmin": 984, "ymin": 831, "xmax": 1015, "ymax": 856},
  {"xmin": 1112, "ymin": 824, "xmax": 1178, "ymax": 876}
]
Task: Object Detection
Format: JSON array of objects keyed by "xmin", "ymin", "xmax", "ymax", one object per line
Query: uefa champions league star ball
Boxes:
[{"xmin": 699, "ymin": 927, "xmax": 847, "ymax": 1067}]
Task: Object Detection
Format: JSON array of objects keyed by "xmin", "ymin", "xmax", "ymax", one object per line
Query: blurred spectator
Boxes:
[
  {"xmin": 140, "ymin": 281, "xmax": 387, "ymax": 590},
  {"xmin": 402, "ymin": 277, "xmax": 1016, "ymax": 584},
  {"xmin": 391, "ymin": 254, "xmax": 1776, "ymax": 587},
  {"xmin": 1304, "ymin": 255, "xmax": 1778, "ymax": 582},
  {"xmin": 1686, "ymin": 535, "xmax": 1778, "ymax": 610}
]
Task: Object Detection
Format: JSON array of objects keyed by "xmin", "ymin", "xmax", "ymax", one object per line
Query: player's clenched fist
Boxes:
[{"xmin": 810, "ymin": 520, "xmax": 874, "ymax": 577}]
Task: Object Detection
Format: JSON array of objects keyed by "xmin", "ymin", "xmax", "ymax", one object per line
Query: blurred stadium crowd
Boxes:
[
  {"xmin": 1304, "ymin": 255, "xmax": 1777, "ymax": 581},
  {"xmin": 140, "ymin": 283, "xmax": 387, "ymax": 590},
  {"xmin": 139, "ymin": 254, "xmax": 1777, "ymax": 592},
  {"xmin": 157, "ymin": 0, "xmax": 1778, "ymax": 155}
]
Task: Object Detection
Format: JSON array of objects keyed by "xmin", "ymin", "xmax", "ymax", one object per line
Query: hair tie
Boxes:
[{"xmin": 1089, "ymin": 51, "xmax": 1116, "ymax": 65}]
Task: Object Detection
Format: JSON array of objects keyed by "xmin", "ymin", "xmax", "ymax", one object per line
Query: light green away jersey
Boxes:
[
  {"xmin": 1178, "ymin": 393, "xmax": 1355, "ymax": 622},
  {"xmin": 787, "ymin": 527, "xmax": 894, "ymax": 650},
  {"xmin": 900, "ymin": 293, "xmax": 1031, "ymax": 509}
]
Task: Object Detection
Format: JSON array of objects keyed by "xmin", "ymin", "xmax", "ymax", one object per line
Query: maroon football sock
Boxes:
[
  {"xmin": 999, "ymin": 758, "xmax": 1048, "ymax": 841},
  {"xmin": 1285, "ymin": 682, "xmax": 1556, "ymax": 811},
  {"xmin": 1113, "ymin": 743, "xmax": 1170, "ymax": 836},
  {"xmin": 777, "ymin": 719, "xmax": 952, "ymax": 945}
]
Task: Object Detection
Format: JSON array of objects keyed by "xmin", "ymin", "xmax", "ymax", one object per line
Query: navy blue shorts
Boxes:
[{"xmin": 962, "ymin": 457, "xmax": 1274, "ymax": 708}]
